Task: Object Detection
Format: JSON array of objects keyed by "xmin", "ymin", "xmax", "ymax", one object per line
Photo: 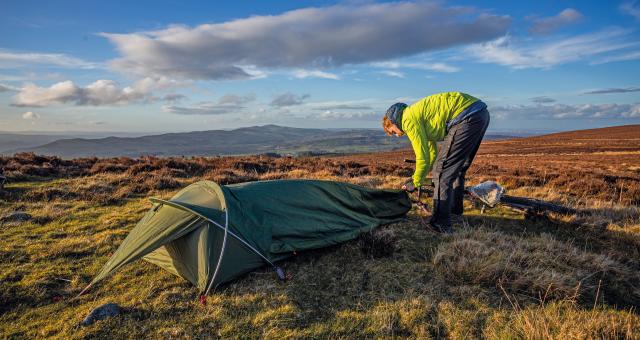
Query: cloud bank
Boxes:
[
  {"xmin": 11, "ymin": 77, "xmax": 172, "ymax": 107},
  {"xmin": 492, "ymin": 103, "xmax": 640, "ymax": 120},
  {"xmin": 101, "ymin": 2, "xmax": 510, "ymax": 80}
]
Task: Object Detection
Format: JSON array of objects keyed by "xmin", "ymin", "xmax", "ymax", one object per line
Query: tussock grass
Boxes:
[
  {"xmin": 434, "ymin": 228, "xmax": 640, "ymax": 307},
  {"xmin": 485, "ymin": 301, "xmax": 640, "ymax": 339}
]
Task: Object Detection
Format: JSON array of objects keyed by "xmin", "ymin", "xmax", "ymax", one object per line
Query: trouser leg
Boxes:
[
  {"xmin": 451, "ymin": 109, "xmax": 490, "ymax": 215},
  {"xmin": 451, "ymin": 176, "xmax": 466, "ymax": 216},
  {"xmin": 431, "ymin": 109, "xmax": 490, "ymax": 227}
]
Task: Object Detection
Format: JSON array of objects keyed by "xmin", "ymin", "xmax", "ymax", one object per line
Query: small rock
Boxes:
[
  {"xmin": 0, "ymin": 211, "xmax": 32, "ymax": 224},
  {"xmin": 81, "ymin": 303, "xmax": 121, "ymax": 326}
]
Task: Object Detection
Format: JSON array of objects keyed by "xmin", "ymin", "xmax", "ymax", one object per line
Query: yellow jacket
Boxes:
[{"xmin": 401, "ymin": 92, "xmax": 478, "ymax": 187}]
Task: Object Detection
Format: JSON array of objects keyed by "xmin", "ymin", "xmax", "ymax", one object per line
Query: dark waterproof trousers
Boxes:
[{"xmin": 430, "ymin": 108, "xmax": 490, "ymax": 228}]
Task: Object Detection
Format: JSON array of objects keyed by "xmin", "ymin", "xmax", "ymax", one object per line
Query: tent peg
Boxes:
[{"xmin": 275, "ymin": 267, "xmax": 286, "ymax": 281}]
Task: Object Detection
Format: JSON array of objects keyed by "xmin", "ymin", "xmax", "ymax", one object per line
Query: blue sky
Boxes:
[{"xmin": 1, "ymin": 0, "xmax": 639, "ymax": 133}]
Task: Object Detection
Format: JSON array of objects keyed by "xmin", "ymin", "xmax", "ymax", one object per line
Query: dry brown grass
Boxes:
[
  {"xmin": 484, "ymin": 301, "xmax": 640, "ymax": 339},
  {"xmin": 1, "ymin": 125, "xmax": 639, "ymax": 338},
  {"xmin": 434, "ymin": 228, "xmax": 640, "ymax": 307},
  {"xmin": 341, "ymin": 125, "xmax": 640, "ymax": 206}
]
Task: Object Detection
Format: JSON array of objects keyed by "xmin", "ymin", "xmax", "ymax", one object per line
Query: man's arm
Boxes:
[{"xmin": 406, "ymin": 125, "xmax": 437, "ymax": 187}]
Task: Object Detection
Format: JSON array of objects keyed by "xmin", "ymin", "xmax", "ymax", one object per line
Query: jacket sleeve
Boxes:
[{"xmin": 406, "ymin": 123, "xmax": 437, "ymax": 187}]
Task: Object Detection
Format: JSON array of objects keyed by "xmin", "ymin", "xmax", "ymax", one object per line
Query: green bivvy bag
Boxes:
[{"xmin": 84, "ymin": 179, "xmax": 411, "ymax": 293}]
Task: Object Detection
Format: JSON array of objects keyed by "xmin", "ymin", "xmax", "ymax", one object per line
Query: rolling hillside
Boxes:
[
  {"xmin": 8, "ymin": 125, "xmax": 404, "ymax": 158},
  {"xmin": 8, "ymin": 125, "xmax": 516, "ymax": 158}
]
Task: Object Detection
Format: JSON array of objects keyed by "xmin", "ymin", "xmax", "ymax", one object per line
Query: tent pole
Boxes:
[
  {"xmin": 204, "ymin": 209, "xmax": 229, "ymax": 296},
  {"xmin": 73, "ymin": 283, "xmax": 93, "ymax": 299},
  {"xmin": 149, "ymin": 198, "xmax": 276, "ymax": 268},
  {"xmin": 209, "ymin": 220, "xmax": 275, "ymax": 267}
]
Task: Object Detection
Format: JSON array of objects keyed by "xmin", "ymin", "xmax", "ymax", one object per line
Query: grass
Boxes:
[{"xmin": 1, "ymin": 136, "xmax": 639, "ymax": 338}]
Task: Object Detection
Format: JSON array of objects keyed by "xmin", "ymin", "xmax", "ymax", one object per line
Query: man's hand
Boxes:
[{"xmin": 402, "ymin": 181, "xmax": 416, "ymax": 192}]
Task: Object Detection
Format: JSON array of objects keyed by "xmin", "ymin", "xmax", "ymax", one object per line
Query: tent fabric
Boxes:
[{"xmin": 86, "ymin": 179, "xmax": 411, "ymax": 292}]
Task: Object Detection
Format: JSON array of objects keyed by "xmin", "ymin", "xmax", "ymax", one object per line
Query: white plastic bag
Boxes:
[{"xmin": 467, "ymin": 181, "xmax": 505, "ymax": 207}]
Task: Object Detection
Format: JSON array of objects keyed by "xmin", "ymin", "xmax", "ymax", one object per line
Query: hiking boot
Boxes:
[
  {"xmin": 438, "ymin": 224, "xmax": 453, "ymax": 234},
  {"xmin": 451, "ymin": 214, "xmax": 466, "ymax": 228},
  {"xmin": 428, "ymin": 222, "xmax": 453, "ymax": 234}
]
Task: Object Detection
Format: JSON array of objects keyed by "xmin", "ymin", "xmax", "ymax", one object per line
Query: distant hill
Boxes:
[
  {"xmin": 0, "ymin": 131, "xmax": 149, "ymax": 155},
  {"xmin": 0, "ymin": 134, "xmax": 73, "ymax": 153},
  {"xmin": 525, "ymin": 124, "xmax": 640, "ymax": 140},
  {"xmin": 8, "ymin": 125, "xmax": 515, "ymax": 158}
]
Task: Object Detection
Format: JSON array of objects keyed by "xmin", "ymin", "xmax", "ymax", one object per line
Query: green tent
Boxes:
[{"xmin": 83, "ymin": 179, "xmax": 410, "ymax": 295}]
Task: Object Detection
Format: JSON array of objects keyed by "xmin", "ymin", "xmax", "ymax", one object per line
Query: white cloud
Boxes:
[
  {"xmin": 371, "ymin": 61, "xmax": 460, "ymax": 73},
  {"xmin": 21, "ymin": 111, "xmax": 40, "ymax": 120},
  {"xmin": 530, "ymin": 96, "xmax": 556, "ymax": 103},
  {"xmin": 583, "ymin": 87, "xmax": 640, "ymax": 94},
  {"xmin": 620, "ymin": 1, "xmax": 640, "ymax": 20},
  {"xmin": 162, "ymin": 102, "xmax": 239, "ymax": 115},
  {"xmin": 377, "ymin": 70, "xmax": 405, "ymax": 78},
  {"xmin": 0, "ymin": 72, "xmax": 65, "ymax": 82},
  {"xmin": 292, "ymin": 69, "xmax": 340, "ymax": 80},
  {"xmin": 492, "ymin": 102, "xmax": 640, "ymax": 120},
  {"xmin": 238, "ymin": 65, "xmax": 268, "ymax": 79},
  {"xmin": 0, "ymin": 74, "xmax": 26, "ymax": 82},
  {"xmin": 270, "ymin": 92, "xmax": 310, "ymax": 107},
  {"xmin": 312, "ymin": 110, "xmax": 378, "ymax": 120},
  {"xmin": 13, "ymin": 81, "xmax": 79, "ymax": 107},
  {"xmin": 162, "ymin": 93, "xmax": 186, "ymax": 104},
  {"xmin": 11, "ymin": 77, "xmax": 174, "ymax": 107},
  {"xmin": 0, "ymin": 49, "xmax": 98, "ymax": 69},
  {"xmin": 592, "ymin": 50, "xmax": 640, "ymax": 64},
  {"xmin": 0, "ymin": 83, "xmax": 19, "ymax": 92},
  {"xmin": 467, "ymin": 28, "xmax": 639, "ymax": 69},
  {"xmin": 162, "ymin": 93, "xmax": 255, "ymax": 115},
  {"xmin": 101, "ymin": 2, "xmax": 509, "ymax": 80},
  {"xmin": 312, "ymin": 103, "xmax": 373, "ymax": 111},
  {"xmin": 529, "ymin": 8, "xmax": 583, "ymax": 35},
  {"xmin": 218, "ymin": 93, "xmax": 256, "ymax": 105}
]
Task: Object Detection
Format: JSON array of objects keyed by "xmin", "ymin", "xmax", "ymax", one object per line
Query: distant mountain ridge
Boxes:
[
  {"xmin": 0, "ymin": 131, "xmax": 149, "ymax": 155},
  {"xmin": 6, "ymin": 124, "xmax": 514, "ymax": 158}
]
